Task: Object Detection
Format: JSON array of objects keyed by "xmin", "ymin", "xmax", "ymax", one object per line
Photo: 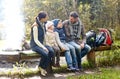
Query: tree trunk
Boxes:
[{"xmin": 62, "ymin": 0, "xmax": 70, "ymax": 17}]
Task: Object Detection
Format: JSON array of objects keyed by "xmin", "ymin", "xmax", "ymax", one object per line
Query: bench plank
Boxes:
[
  {"xmin": 19, "ymin": 50, "xmax": 40, "ymax": 60},
  {"xmin": 0, "ymin": 51, "xmax": 20, "ymax": 62}
]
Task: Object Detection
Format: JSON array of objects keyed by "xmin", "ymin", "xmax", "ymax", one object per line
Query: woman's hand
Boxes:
[{"xmin": 43, "ymin": 47, "xmax": 49, "ymax": 53}]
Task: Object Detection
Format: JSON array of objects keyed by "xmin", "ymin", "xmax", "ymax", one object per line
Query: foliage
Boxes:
[
  {"xmin": 23, "ymin": 0, "xmax": 120, "ymax": 40},
  {"xmin": 96, "ymin": 49, "xmax": 120, "ymax": 67},
  {"xmin": 89, "ymin": 0, "xmax": 104, "ymax": 28},
  {"xmin": 0, "ymin": 62, "xmax": 38, "ymax": 78},
  {"xmin": 95, "ymin": 41, "xmax": 120, "ymax": 67},
  {"xmin": 68, "ymin": 67, "xmax": 120, "ymax": 79}
]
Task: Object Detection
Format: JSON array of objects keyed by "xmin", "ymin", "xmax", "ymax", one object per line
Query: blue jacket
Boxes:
[
  {"xmin": 52, "ymin": 19, "xmax": 66, "ymax": 42},
  {"xmin": 55, "ymin": 28, "xmax": 66, "ymax": 41}
]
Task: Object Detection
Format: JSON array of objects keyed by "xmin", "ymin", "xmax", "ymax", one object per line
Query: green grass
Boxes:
[{"xmin": 68, "ymin": 67, "xmax": 120, "ymax": 79}]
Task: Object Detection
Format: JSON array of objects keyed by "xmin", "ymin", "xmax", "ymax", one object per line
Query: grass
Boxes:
[
  {"xmin": 68, "ymin": 67, "xmax": 120, "ymax": 79},
  {"xmin": 0, "ymin": 62, "xmax": 38, "ymax": 77},
  {"xmin": 0, "ymin": 63, "xmax": 68, "ymax": 77},
  {"xmin": 0, "ymin": 62, "xmax": 120, "ymax": 79}
]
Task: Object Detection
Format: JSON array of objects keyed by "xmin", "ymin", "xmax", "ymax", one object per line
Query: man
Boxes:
[{"xmin": 63, "ymin": 11, "xmax": 91, "ymax": 70}]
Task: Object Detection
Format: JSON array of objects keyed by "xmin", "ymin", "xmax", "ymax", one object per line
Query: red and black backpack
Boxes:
[{"xmin": 97, "ymin": 28, "xmax": 113, "ymax": 46}]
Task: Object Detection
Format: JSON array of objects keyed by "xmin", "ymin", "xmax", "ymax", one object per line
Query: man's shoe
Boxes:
[
  {"xmin": 67, "ymin": 66, "xmax": 76, "ymax": 71},
  {"xmin": 75, "ymin": 68, "xmax": 80, "ymax": 71}
]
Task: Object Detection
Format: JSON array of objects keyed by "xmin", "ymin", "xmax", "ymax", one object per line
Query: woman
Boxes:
[{"xmin": 30, "ymin": 11, "xmax": 54, "ymax": 76}]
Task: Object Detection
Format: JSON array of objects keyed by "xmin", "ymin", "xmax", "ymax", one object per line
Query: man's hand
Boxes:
[
  {"xmin": 80, "ymin": 43, "xmax": 85, "ymax": 49},
  {"xmin": 61, "ymin": 48, "xmax": 66, "ymax": 52}
]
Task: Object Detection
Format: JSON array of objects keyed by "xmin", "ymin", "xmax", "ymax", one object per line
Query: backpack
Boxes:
[
  {"xmin": 86, "ymin": 30, "xmax": 96, "ymax": 48},
  {"xmin": 95, "ymin": 31, "xmax": 106, "ymax": 47},
  {"xmin": 99, "ymin": 28, "xmax": 113, "ymax": 46}
]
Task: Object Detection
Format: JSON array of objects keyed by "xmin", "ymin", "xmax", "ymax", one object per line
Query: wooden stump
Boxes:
[{"xmin": 87, "ymin": 50, "xmax": 96, "ymax": 68}]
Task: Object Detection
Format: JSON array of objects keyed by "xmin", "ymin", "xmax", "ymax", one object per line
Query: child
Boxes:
[
  {"xmin": 45, "ymin": 21, "xmax": 65, "ymax": 67},
  {"xmin": 53, "ymin": 19, "xmax": 79, "ymax": 71}
]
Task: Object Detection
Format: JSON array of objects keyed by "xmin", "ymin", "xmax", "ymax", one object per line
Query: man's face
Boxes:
[{"xmin": 69, "ymin": 16, "xmax": 78, "ymax": 24}]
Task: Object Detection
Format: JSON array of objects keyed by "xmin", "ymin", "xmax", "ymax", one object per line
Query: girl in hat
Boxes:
[{"xmin": 45, "ymin": 21, "xmax": 66, "ymax": 67}]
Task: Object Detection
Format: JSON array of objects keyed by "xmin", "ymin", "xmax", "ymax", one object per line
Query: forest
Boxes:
[
  {"xmin": 23, "ymin": 0, "xmax": 120, "ymax": 40},
  {"xmin": 0, "ymin": 0, "xmax": 120, "ymax": 78}
]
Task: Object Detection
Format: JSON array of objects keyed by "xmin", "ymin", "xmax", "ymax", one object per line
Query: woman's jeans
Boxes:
[{"xmin": 31, "ymin": 45, "xmax": 54, "ymax": 69}]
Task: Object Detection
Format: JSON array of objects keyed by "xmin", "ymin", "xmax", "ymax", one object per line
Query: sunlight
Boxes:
[{"xmin": 1, "ymin": 0, "xmax": 25, "ymax": 50}]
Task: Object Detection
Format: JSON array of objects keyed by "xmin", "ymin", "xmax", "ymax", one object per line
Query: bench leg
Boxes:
[{"xmin": 87, "ymin": 50, "xmax": 96, "ymax": 67}]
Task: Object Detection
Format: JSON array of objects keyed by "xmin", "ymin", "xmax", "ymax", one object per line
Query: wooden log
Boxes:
[
  {"xmin": 0, "ymin": 51, "xmax": 20, "ymax": 63},
  {"xmin": 94, "ymin": 45, "xmax": 111, "ymax": 51}
]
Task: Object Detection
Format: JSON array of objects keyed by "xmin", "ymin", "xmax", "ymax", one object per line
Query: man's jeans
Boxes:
[
  {"xmin": 81, "ymin": 44, "xmax": 91, "ymax": 58},
  {"xmin": 68, "ymin": 41, "xmax": 81, "ymax": 68},
  {"xmin": 31, "ymin": 46, "xmax": 54, "ymax": 69},
  {"xmin": 78, "ymin": 43, "xmax": 91, "ymax": 68},
  {"xmin": 68, "ymin": 41, "xmax": 91, "ymax": 69},
  {"xmin": 62, "ymin": 41, "xmax": 78, "ymax": 68}
]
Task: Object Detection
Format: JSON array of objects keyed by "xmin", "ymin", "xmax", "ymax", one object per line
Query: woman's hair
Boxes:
[
  {"xmin": 37, "ymin": 11, "xmax": 47, "ymax": 20},
  {"xmin": 36, "ymin": 11, "xmax": 47, "ymax": 26}
]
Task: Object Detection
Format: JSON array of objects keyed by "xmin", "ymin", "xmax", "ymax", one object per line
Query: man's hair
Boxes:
[
  {"xmin": 37, "ymin": 11, "xmax": 47, "ymax": 20},
  {"xmin": 69, "ymin": 11, "xmax": 79, "ymax": 18}
]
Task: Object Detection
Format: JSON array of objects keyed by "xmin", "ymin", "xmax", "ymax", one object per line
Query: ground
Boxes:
[
  {"xmin": 0, "ymin": 56, "xmax": 120, "ymax": 79},
  {"xmin": 0, "ymin": 57, "xmax": 96, "ymax": 79}
]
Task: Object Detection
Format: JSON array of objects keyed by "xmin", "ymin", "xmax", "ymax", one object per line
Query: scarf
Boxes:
[{"xmin": 69, "ymin": 18, "xmax": 82, "ymax": 39}]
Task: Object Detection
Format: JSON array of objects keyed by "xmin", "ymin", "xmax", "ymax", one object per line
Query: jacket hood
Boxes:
[{"xmin": 52, "ymin": 19, "xmax": 60, "ymax": 27}]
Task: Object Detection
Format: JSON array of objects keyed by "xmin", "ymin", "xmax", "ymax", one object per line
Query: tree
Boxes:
[
  {"xmin": 89, "ymin": 0, "xmax": 104, "ymax": 29},
  {"xmin": 23, "ymin": 0, "xmax": 120, "ymax": 39}
]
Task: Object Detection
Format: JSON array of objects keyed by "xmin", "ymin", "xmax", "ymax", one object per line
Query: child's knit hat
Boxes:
[{"xmin": 45, "ymin": 21, "xmax": 54, "ymax": 30}]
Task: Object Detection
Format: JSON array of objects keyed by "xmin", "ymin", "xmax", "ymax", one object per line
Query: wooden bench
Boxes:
[
  {"xmin": 0, "ymin": 45, "xmax": 112, "ymax": 72},
  {"xmin": 19, "ymin": 45, "xmax": 111, "ymax": 65}
]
